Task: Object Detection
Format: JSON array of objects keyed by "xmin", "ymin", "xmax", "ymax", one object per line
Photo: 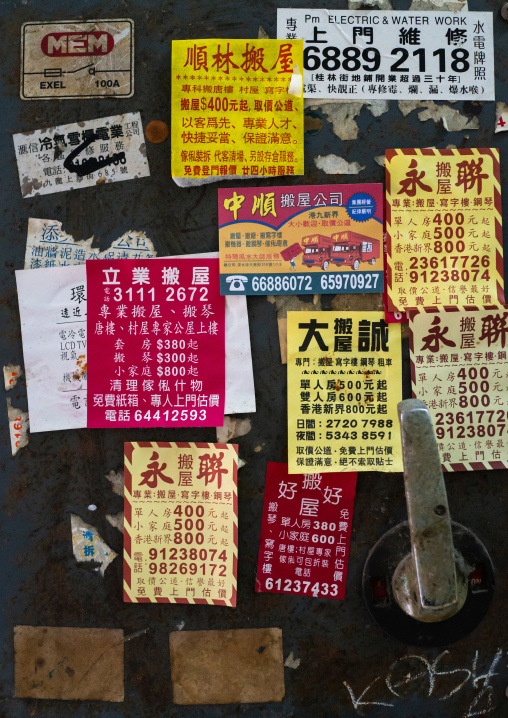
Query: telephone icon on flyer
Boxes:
[{"xmin": 226, "ymin": 275, "xmax": 248, "ymax": 292}]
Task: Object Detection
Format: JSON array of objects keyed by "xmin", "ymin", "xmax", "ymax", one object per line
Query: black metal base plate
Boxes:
[{"xmin": 363, "ymin": 521, "xmax": 495, "ymax": 647}]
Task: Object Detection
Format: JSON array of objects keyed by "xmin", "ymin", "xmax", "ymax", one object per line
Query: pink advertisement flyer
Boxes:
[
  {"xmin": 87, "ymin": 257, "xmax": 225, "ymax": 428},
  {"xmin": 256, "ymin": 462, "xmax": 357, "ymax": 600}
]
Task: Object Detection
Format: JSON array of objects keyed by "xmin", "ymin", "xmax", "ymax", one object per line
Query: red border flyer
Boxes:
[
  {"xmin": 124, "ymin": 441, "xmax": 238, "ymax": 605},
  {"xmin": 256, "ymin": 462, "xmax": 357, "ymax": 600},
  {"xmin": 87, "ymin": 257, "xmax": 225, "ymax": 428}
]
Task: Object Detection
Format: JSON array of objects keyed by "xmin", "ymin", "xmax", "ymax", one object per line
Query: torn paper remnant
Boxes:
[
  {"xmin": 14, "ymin": 626, "xmax": 124, "ymax": 701},
  {"xmin": 106, "ymin": 469, "xmax": 124, "ymax": 497},
  {"xmin": 14, "ymin": 112, "xmax": 150, "ymax": 198},
  {"xmin": 170, "ymin": 628, "xmax": 285, "ymax": 705},
  {"xmin": 25, "ymin": 218, "xmax": 156, "ymax": 270},
  {"xmin": 4, "ymin": 364, "xmax": 22, "ymax": 391},
  {"xmin": 216, "ymin": 416, "xmax": 252, "ymax": 443},
  {"xmin": 106, "ymin": 513, "xmax": 124, "ymax": 533},
  {"xmin": 7, "ymin": 398, "xmax": 29, "ymax": 456},
  {"xmin": 71, "ymin": 514, "xmax": 117, "ymax": 575},
  {"xmin": 397, "ymin": 100, "xmax": 479, "ymax": 131},
  {"xmin": 314, "ymin": 155, "xmax": 365, "ymax": 175},
  {"xmin": 284, "ymin": 652, "xmax": 301, "ymax": 669},
  {"xmin": 305, "ymin": 100, "xmax": 389, "ymax": 141},
  {"xmin": 495, "ymin": 102, "xmax": 508, "ymax": 133}
]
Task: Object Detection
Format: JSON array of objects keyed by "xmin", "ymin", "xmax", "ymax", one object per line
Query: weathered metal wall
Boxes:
[{"xmin": 0, "ymin": 0, "xmax": 507, "ymax": 716}]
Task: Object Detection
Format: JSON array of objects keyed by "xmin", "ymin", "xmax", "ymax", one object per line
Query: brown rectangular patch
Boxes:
[
  {"xmin": 14, "ymin": 626, "xmax": 124, "ymax": 702},
  {"xmin": 170, "ymin": 627, "xmax": 284, "ymax": 705}
]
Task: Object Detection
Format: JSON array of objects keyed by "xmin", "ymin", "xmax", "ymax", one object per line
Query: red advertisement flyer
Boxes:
[
  {"xmin": 87, "ymin": 257, "xmax": 225, "ymax": 428},
  {"xmin": 256, "ymin": 462, "xmax": 357, "ymax": 600}
]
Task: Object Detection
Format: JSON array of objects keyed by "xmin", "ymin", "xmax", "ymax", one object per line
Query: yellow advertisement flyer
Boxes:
[
  {"xmin": 287, "ymin": 312, "xmax": 403, "ymax": 474},
  {"xmin": 124, "ymin": 441, "xmax": 238, "ymax": 605},
  {"xmin": 386, "ymin": 148, "xmax": 504, "ymax": 313},
  {"xmin": 410, "ymin": 307, "xmax": 508, "ymax": 471},
  {"xmin": 171, "ymin": 39, "xmax": 304, "ymax": 179}
]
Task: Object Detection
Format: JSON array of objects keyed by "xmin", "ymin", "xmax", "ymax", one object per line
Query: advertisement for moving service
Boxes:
[{"xmin": 218, "ymin": 183, "xmax": 384, "ymax": 295}]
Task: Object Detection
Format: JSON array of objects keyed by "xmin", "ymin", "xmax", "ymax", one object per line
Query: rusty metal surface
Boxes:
[{"xmin": 0, "ymin": 0, "xmax": 507, "ymax": 716}]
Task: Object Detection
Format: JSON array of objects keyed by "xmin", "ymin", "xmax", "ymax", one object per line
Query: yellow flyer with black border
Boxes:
[{"xmin": 288, "ymin": 311, "xmax": 403, "ymax": 473}]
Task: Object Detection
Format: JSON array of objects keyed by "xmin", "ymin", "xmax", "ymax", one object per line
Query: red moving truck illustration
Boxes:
[
  {"xmin": 301, "ymin": 234, "xmax": 335, "ymax": 270},
  {"xmin": 331, "ymin": 231, "xmax": 380, "ymax": 270},
  {"xmin": 302, "ymin": 231, "xmax": 380, "ymax": 271}
]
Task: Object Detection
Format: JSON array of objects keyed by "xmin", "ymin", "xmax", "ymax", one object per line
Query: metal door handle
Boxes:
[{"xmin": 393, "ymin": 399, "xmax": 468, "ymax": 622}]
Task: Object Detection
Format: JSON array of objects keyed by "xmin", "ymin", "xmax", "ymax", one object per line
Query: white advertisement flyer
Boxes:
[
  {"xmin": 277, "ymin": 9, "xmax": 494, "ymax": 101},
  {"xmin": 13, "ymin": 112, "xmax": 150, "ymax": 198}
]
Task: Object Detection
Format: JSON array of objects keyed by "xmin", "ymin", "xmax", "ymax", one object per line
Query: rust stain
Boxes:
[
  {"xmin": 73, "ymin": 355, "xmax": 87, "ymax": 381},
  {"xmin": 96, "ymin": 177, "xmax": 106, "ymax": 185},
  {"xmin": 145, "ymin": 120, "xmax": 169, "ymax": 144}
]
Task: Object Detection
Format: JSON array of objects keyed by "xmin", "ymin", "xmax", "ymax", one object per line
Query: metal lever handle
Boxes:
[{"xmin": 393, "ymin": 399, "xmax": 467, "ymax": 622}]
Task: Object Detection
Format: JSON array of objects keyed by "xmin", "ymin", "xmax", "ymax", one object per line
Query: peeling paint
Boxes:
[
  {"xmin": 7, "ymin": 398, "xmax": 29, "ymax": 456},
  {"xmin": 216, "ymin": 416, "xmax": 252, "ymax": 443},
  {"xmin": 409, "ymin": 0, "xmax": 467, "ymax": 9},
  {"xmin": 305, "ymin": 100, "xmax": 389, "ymax": 141},
  {"xmin": 238, "ymin": 458, "xmax": 246, "ymax": 469},
  {"xmin": 348, "ymin": 0, "xmax": 392, "ymax": 8},
  {"xmin": 315, "ymin": 154, "xmax": 365, "ymax": 175},
  {"xmin": 331, "ymin": 293, "xmax": 383, "ymax": 312},
  {"xmin": 398, "ymin": 100, "xmax": 478, "ymax": 131},
  {"xmin": 70, "ymin": 514, "xmax": 117, "ymax": 575},
  {"xmin": 273, "ymin": 295, "xmax": 323, "ymax": 365},
  {"xmin": 376, "ymin": 145, "xmax": 456, "ymax": 167},
  {"xmin": 284, "ymin": 651, "xmax": 301, "ymax": 669},
  {"xmin": 3, "ymin": 364, "xmax": 22, "ymax": 391},
  {"xmin": 106, "ymin": 512, "xmax": 124, "ymax": 533},
  {"xmin": 304, "ymin": 112, "xmax": 324, "ymax": 135},
  {"xmin": 106, "ymin": 469, "xmax": 124, "ymax": 497}
]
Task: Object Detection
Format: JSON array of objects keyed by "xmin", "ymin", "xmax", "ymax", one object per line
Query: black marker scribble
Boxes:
[{"xmin": 63, "ymin": 132, "xmax": 126, "ymax": 177}]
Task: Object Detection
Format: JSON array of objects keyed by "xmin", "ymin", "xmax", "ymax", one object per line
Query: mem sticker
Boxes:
[{"xmin": 21, "ymin": 19, "xmax": 134, "ymax": 99}]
